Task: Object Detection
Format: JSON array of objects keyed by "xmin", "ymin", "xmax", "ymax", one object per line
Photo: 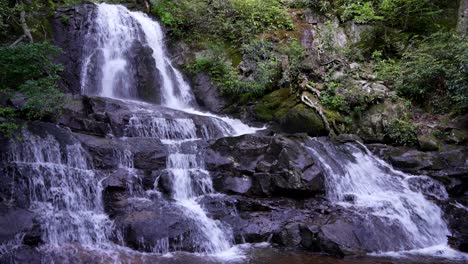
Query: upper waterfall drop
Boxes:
[{"xmin": 81, "ymin": 3, "xmax": 195, "ymax": 110}]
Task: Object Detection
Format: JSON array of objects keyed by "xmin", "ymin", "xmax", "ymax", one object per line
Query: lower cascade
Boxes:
[
  {"xmin": 7, "ymin": 132, "xmax": 112, "ymax": 247},
  {"xmin": 306, "ymin": 139, "xmax": 452, "ymax": 253},
  {"xmin": 124, "ymin": 113, "xmax": 237, "ymax": 254},
  {"xmin": 0, "ymin": 2, "xmax": 467, "ymax": 264}
]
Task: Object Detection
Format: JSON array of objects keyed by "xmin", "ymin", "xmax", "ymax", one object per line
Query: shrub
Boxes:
[
  {"xmin": 151, "ymin": 0, "xmax": 293, "ymax": 43},
  {"xmin": 385, "ymin": 119, "xmax": 418, "ymax": 146},
  {"xmin": 377, "ymin": 32, "xmax": 468, "ymax": 113},
  {"xmin": 341, "ymin": 1, "xmax": 383, "ymax": 24},
  {"xmin": 0, "ymin": 42, "xmax": 65, "ymax": 136},
  {"xmin": 279, "ymin": 40, "xmax": 306, "ymax": 87}
]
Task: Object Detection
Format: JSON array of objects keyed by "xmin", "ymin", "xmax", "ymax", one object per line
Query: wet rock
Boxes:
[
  {"xmin": 125, "ymin": 41, "xmax": 162, "ymax": 104},
  {"xmin": 223, "ymin": 176, "xmax": 253, "ymax": 194},
  {"xmin": 444, "ymin": 200, "xmax": 468, "ymax": 253},
  {"xmin": 102, "ymin": 168, "xmax": 131, "ymax": 191},
  {"xmin": 368, "ymin": 144, "xmax": 468, "ymax": 196},
  {"xmin": 0, "ymin": 246, "xmax": 42, "ymax": 264},
  {"xmin": 334, "ymin": 134, "xmax": 362, "ymax": 143},
  {"xmin": 115, "ymin": 200, "xmax": 197, "ymax": 252},
  {"xmin": 0, "ymin": 206, "xmax": 37, "ymax": 245}
]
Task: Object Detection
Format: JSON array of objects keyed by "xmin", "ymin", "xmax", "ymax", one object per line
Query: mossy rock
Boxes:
[
  {"xmin": 446, "ymin": 129, "xmax": 468, "ymax": 145},
  {"xmin": 417, "ymin": 134, "xmax": 440, "ymax": 151},
  {"xmin": 278, "ymin": 104, "xmax": 327, "ymax": 136},
  {"xmin": 255, "ymin": 88, "xmax": 293, "ymax": 121},
  {"xmin": 256, "ymin": 89, "xmax": 327, "ymax": 136},
  {"xmin": 354, "ymin": 99, "xmax": 407, "ymax": 142}
]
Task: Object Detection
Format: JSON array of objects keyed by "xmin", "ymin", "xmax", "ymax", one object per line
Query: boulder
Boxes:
[
  {"xmin": 114, "ymin": 200, "xmax": 198, "ymax": 253},
  {"xmin": 0, "ymin": 206, "xmax": 38, "ymax": 245},
  {"xmin": 207, "ymin": 134, "xmax": 325, "ymax": 198},
  {"xmin": 278, "ymin": 105, "xmax": 327, "ymax": 136},
  {"xmin": 191, "ymin": 73, "xmax": 228, "ymax": 113},
  {"xmin": 418, "ymin": 134, "xmax": 440, "ymax": 151},
  {"xmin": 354, "ymin": 99, "xmax": 407, "ymax": 143}
]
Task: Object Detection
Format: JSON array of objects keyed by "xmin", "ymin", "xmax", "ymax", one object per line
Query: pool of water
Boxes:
[{"xmin": 33, "ymin": 243, "xmax": 467, "ymax": 264}]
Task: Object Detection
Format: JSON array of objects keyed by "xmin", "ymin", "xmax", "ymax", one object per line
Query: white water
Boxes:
[
  {"xmin": 8, "ymin": 131, "xmax": 113, "ymax": 247},
  {"xmin": 79, "ymin": 3, "xmax": 261, "ymax": 257},
  {"xmin": 306, "ymin": 139, "xmax": 467, "ymax": 260},
  {"xmin": 124, "ymin": 115, "xmax": 236, "ymax": 254}
]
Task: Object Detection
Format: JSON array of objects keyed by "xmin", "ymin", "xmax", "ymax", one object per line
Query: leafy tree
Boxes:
[{"xmin": 0, "ymin": 42, "xmax": 65, "ymax": 135}]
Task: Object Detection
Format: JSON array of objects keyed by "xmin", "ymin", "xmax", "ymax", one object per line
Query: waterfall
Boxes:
[
  {"xmin": 81, "ymin": 3, "xmax": 195, "ymax": 109},
  {"xmin": 7, "ymin": 131, "xmax": 113, "ymax": 247},
  {"xmin": 306, "ymin": 138, "xmax": 454, "ymax": 255},
  {"xmin": 124, "ymin": 115, "xmax": 234, "ymax": 253},
  {"xmin": 79, "ymin": 3, "xmax": 260, "ymax": 255}
]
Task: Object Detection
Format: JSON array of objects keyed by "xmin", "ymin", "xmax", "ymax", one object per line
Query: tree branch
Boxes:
[
  {"xmin": 301, "ymin": 94, "xmax": 331, "ymax": 134},
  {"xmin": 20, "ymin": 9, "xmax": 33, "ymax": 43},
  {"xmin": 9, "ymin": 35, "xmax": 25, "ymax": 47}
]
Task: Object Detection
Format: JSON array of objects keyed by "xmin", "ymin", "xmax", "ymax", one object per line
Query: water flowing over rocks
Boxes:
[{"xmin": 1, "ymin": 2, "xmax": 467, "ymax": 263}]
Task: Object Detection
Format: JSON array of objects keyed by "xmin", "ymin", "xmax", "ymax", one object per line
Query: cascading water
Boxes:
[
  {"xmin": 81, "ymin": 3, "xmax": 194, "ymax": 109},
  {"xmin": 124, "ymin": 114, "xmax": 235, "ymax": 254},
  {"xmin": 80, "ymin": 3, "xmax": 259, "ymax": 255},
  {"xmin": 6, "ymin": 131, "xmax": 113, "ymax": 247},
  {"xmin": 305, "ymin": 138, "xmax": 461, "ymax": 257},
  {"xmin": 3, "ymin": 2, "xmax": 462, "ymax": 262}
]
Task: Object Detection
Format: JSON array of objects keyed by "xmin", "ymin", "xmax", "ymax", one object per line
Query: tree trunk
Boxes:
[{"xmin": 458, "ymin": 0, "xmax": 468, "ymax": 36}]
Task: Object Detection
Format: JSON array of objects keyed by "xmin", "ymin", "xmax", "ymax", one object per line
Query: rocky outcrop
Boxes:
[
  {"xmin": 191, "ymin": 73, "xmax": 228, "ymax": 113},
  {"xmin": 2, "ymin": 95, "xmax": 467, "ymax": 259},
  {"xmin": 206, "ymin": 134, "xmax": 325, "ymax": 198},
  {"xmin": 51, "ymin": 4, "xmax": 97, "ymax": 94}
]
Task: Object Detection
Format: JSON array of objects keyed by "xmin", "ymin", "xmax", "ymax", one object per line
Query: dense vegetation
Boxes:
[
  {"xmin": 149, "ymin": 0, "xmax": 466, "ymax": 116},
  {"xmin": 0, "ymin": 43, "xmax": 65, "ymax": 135},
  {"xmin": 0, "ymin": 1, "xmax": 68, "ymax": 136}
]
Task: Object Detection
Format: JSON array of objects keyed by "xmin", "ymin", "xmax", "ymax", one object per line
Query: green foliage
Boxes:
[
  {"xmin": 279, "ymin": 40, "xmax": 306, "ymax": 87},
  {"xmin": 331, "ymin": 0, "xmax": 457, "ymax": 59},
  {"xmin": 377, "ymin": 33, "xmax": 468, "ymax": 113},
  {"xmin": 385, "ymin": 119, "xmax": 418, "ymax": 146},
  {"xmin": 189, "ymin": 39, "xmax": 282, "ymax": 98},
  {"xmin": 0, "ymin": 43, "xmax": 65, "ymax": 136},
  {"xmin": 150, "ymin": 0, "xmax": 293, "ymax": 43},
  {"xmin": 341, "ymin": 1, "xmax": 383, "ymax": 24},
  {"xmin": 320, "ymin": 81, "xmax": 346, "ymax": 112},
  {"xmin": 0, "ymin": 42, "xmax": 62, "ymax": 85}
]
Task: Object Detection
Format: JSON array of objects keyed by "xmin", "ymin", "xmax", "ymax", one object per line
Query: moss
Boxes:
[
  {"xmin": 278, "ymin": 104, "xmax": 327, "ymax": 136},
  {"xmin": 417, "ymin": 134, "xmax": 440, "ymax": 151},
  {"xmin": 255, "ymin": 88, "xmax": 292, "ymax": 121}
]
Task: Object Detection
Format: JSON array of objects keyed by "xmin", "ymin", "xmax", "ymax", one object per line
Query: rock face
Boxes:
[
  {"xmin": 51, "ymin": 4, "xmax": 97, "ymax": 94},
  {"xmin": 191, "ymin": 73, "xmax": 228, "ymax": 113},
  {"xmin": 206, "ymin": 134, "xmax": 325, "ymax": 198}
]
